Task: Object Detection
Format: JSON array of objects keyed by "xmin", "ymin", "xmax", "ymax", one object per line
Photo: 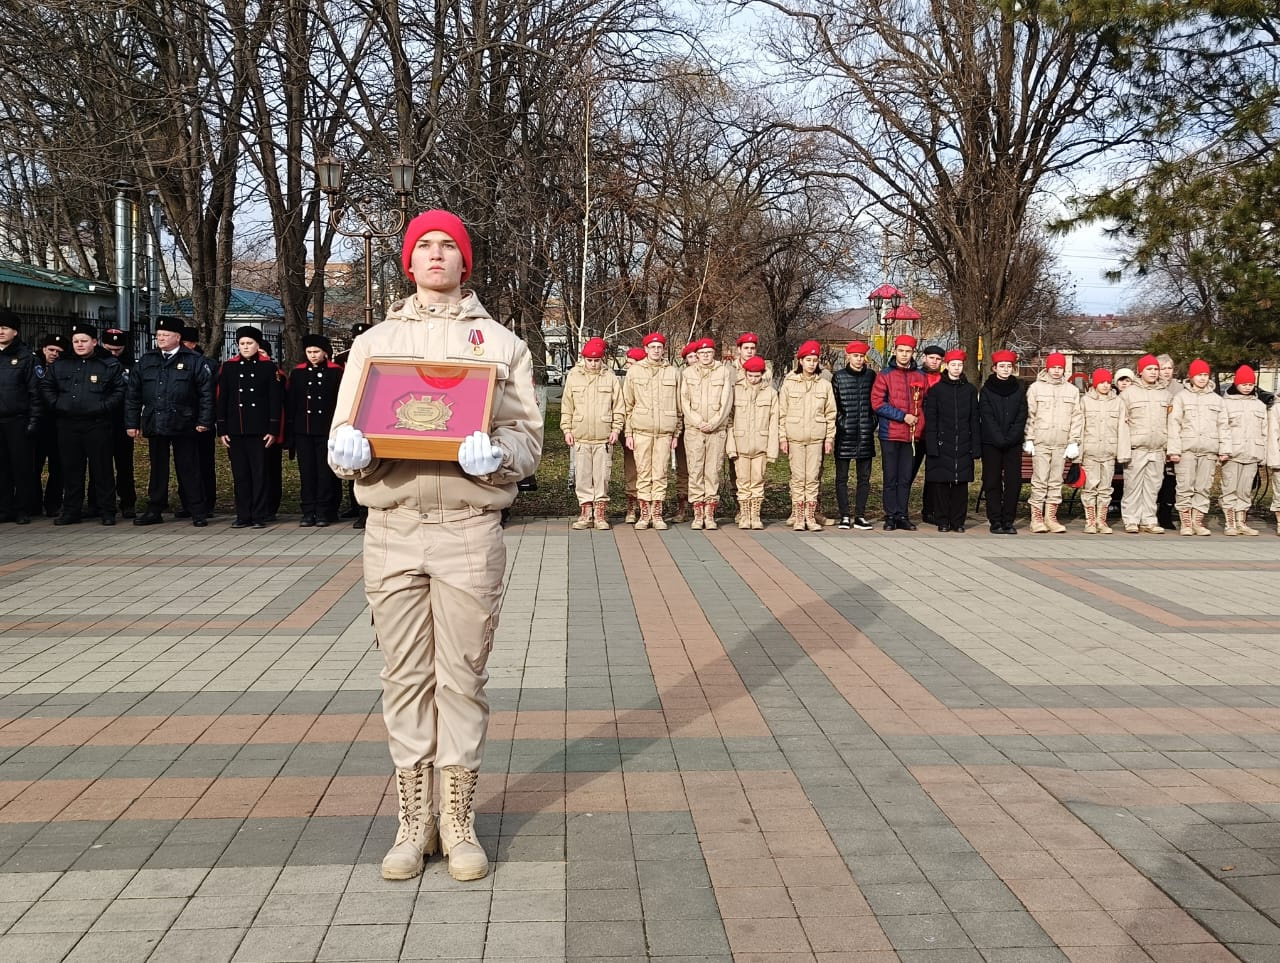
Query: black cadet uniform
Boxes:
[
  {"xmin": 216, "ymin": 326, "xmax": 284, "ymax": 528},
  {"xmin": 181, "ymin": 328, "xmax": 218, "ymax": 518},
  {"xmin": 286, "ymin": 334, "xmax": 343, "ymax": 525},
  {"xmin": 99, "ymin": 329, "xmax": 137, "ymax": 517},
  {"xmin": 126, "ymin": 318, "xmax": 215, "ymax": 526},
  {"xmin": 335, "ymin": 322, "xmax": 371, "ymax": 528},
  {"xmin": 0, "ymin": 309, "xmax": 40, "ymax": 524},
  {"xmin": 39, "ymin": 324, "xmax": 126, "ymax": 525},
  {"xmin": 31, "ymin": 332, "xmax": 67, "ymax": 517}
]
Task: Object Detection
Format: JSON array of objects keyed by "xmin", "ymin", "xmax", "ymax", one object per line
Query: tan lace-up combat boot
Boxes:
[
  {"xmin": 381, "ymin": 765, "xmax": 438, "ymax": 880},
  {"xmin": 438, "ymin": 766, "xmax": 488, "ymax": 881}
]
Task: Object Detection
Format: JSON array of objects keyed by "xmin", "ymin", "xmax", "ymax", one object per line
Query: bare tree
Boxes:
[{"xmin": 744, "ymin": 0, "xmax": 1139, "ymax": 375}]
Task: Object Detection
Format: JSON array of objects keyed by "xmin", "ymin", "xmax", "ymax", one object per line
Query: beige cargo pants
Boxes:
[
  {"xmin": 363, "ymin": 507, "xmax": 505, "ymax": 773},
  {"xmin": 1121, "ymin": 448, "xmax": 1165, "ymax": 527},
  {"xmin": 573, "ymin": 441, "xmax": 611, "ymax": 504},
  {"xmin": 684, "ymin": 428, "xmax": 727, "ymax": 503}
]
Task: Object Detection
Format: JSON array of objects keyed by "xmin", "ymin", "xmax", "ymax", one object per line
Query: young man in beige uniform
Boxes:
[
  {"xmin": 1168, "ymin": 358, "xmax": 1229, "ymax": 535},
  {"xmin": 623, "ymin": 332, "xmax": 681, "ymax": 529},
  {"xmin": 328, "ymin": 210, "xmax": 542, "ymax": 883},
  {"xmin": 779, "ymin": 340, "xmax": 836, "ymax": 531},
  {"xmin": 1023, "ymin": 351, "xmax": 1083, "ymax": 533},
  {"xmin": 726, "ymin": 355, "xmax": 778, "ymax": 529},
  {"xmin": 561, "ymin": 336, "xmax": 624, "ymax": 530},
  {"xmin": 621, "ymin": 347, "xmax": 645, "ymax": 521},
  {"xmin": 672, "ymin": 341, "xmax": 697, "ymax": 522},
  {"xmin": 1118, "ymin": 354, "xmax": 1172, "ymax": 534},
  {"xmin": 1221, "ymin": 365, "xmax": 1268, "ymax": 536},
  {"xmin": 1078, "ymin": 369, "xmax": 1123, "ymax": 534},
  {"xmin": 679, "ymin": 338, "xmax": 734, "ymax": 529}
]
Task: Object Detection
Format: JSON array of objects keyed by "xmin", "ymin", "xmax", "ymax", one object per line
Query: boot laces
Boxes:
[
  {"xmin": 445, "ymin": 767, "xmax": 478, "ymax": 837},
  {"xmin": 394, "ymin": 767, "xmax": 428, "ymax": 845}
]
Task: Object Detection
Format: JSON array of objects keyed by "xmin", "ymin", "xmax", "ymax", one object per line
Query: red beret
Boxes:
[
  {"xmin": 642, "ymin": 332, "xmax": 666, "ymax": 347},
  {"xmin": 1236, "ymin": 365, "xmax": 1256, "ymax": 385},
  {"xmin": 1137, "ymin": 354, "xmax": 1159, "ymax": 372},
  {"xmin": 796, "ymin": 340, "xmax": 821, "ymax": 359},
  {"xmin": 1092, "ymin": 369, "xmax": 1113, "ymax": 388},
  {"xmin": 991, "ymin": 349, "xmax": 1017, "ymax": 365},
  {"xmin": 581, "ymin": 337, "xmax": 606, "ymax": 359},
  {"xmin": 944, "ymin": 349, "xmax": 966, "ymax": 364},
  {"xmin": 743, "ymin": 356, "xmax": 766, "ymax": 373},
  {"xmin": 736, "ymin": 332, "xmax": 759, "ymax": 346},
  {"xmin": 680, "ymin": 342, "xmax": 697, "ymax": 358},
  {"xmin": 698, "ymin": 338, "xmax": 716, "ymax": 353},
  {"xmin": 845, "ymin": 341, "xmax": 870, "ymax": 355},
  {"xmin": 893, "ymin": 334, "xmax": 917, "ymax": 349},
  {"xmin": 1045, "ymin": 352, "xmax": 1066, "ymax": 369},
  {"xmin": 1188, "ymin": 358, "xmax": 1210, "ymax": 378},
  {"xmin": 626, "ymin": 347, "xmax": 646, "ymax": 361},
  {"xmin": 402, "ymin": 210, "xmax": 473, "ymax": 281}
]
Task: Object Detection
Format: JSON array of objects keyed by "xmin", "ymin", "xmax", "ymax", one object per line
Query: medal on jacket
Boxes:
[
  {"xmin": 468, "ymin": 328, "xmax": 484, "ymax": 356},
  {"xmin": 90, "ymin": 375, "xmax": 98, "ymax": 383},
  {"xmin": 177, "ymin": 363, "xmax": 184, "ymax": 369}
]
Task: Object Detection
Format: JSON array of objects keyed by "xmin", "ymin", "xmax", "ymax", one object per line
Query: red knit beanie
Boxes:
[
  {"xmin": 1045, "ymin": 352, "xmax": 1066, "ymax": 369},
  {"xmin": 1092, "ymin": 369, "xmax": 1112, "ymax": 389},
  {"xmin": 1137, "ymin": 354, "xmax": 1159, "ymax": 373},
  {"xmin": 402, "ymin": 210, "xmax": 473, "ymax": 281},
  {"xmin": 1188, "ymin": 358, "xmax": 1210, "ymax": 378},
  {"xmin": 1235, "ymin": 365, "xmax": 1256, "ymax": 385}
]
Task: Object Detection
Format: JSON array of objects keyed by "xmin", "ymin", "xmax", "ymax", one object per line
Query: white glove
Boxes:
[
  {"xmin": 1064, "ymin": 442, "xmax": 1080, "ymax": 460},
  {"xmin": 458, "ymin": 430, "xmax": 504, "ymax": 476},
  {"xmin": 1023, "ymin": 440, "xmax": 1035, "ymax": 455},
  {"xmin": 328, "ymin": 425, "xmax": 372, "ymax": 471}
]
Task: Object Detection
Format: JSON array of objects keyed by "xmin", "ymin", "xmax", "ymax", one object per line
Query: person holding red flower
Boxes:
[{"xmin": 872, "ymin": 334, "xmax": 929, "ymax": 530}]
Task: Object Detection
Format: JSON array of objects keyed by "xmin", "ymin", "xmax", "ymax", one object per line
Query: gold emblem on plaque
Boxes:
[{"xmin": 394, "ymin": 394, "xmax": 453, "ymax": 431}]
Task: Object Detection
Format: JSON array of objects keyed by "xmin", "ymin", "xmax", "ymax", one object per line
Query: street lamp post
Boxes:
[
  {"xmin": 316, "ymin": 155, "xmax": 416, "ymax": 328},
  {"xmin": 868, "ymin": 283, "xmax": 903, "ymax": 349},
  {"xmin": 885, "ymin": 303, "xmax": 921, "ymax": 341}
]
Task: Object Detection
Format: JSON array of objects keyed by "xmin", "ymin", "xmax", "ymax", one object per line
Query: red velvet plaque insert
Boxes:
[{"xmin": 350, "ymin": 359, "xmax": 497, "ymax": 460}]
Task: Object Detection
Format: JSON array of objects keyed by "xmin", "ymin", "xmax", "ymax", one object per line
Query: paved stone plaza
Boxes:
[{"xmin": 1, "ymin": 517, "xmax": 1279, "ymax": 961}]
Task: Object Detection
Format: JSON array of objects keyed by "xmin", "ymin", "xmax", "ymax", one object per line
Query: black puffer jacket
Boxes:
[
  {"xmin": 979, "ymin": 373, "xmax": 1028, "ymax": 449},
  {"xmin": 831, "ymin": 364, "xmax": 877, "ymax": 459},
  {"xmin": 924, "ymin": 372, "xmax": 980, "ymax": 483},
  {"xmin": 0, "ymin": 340, "xmax": 39, "ymax": 427}
]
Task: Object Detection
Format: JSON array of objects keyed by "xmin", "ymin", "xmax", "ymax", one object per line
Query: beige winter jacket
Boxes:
[
  {"xmin": 1268, "ymin": 406, "xmax": 1280, "ymax": 468},
  {"xmin": 561, "ymin": 362, "xmax": 624, "ymax": 444},
  {"xmin": 679, "ymin": 361, "xmax": 734, "ymax": 432},
  {"xmin": 1080, "ymin": 387, "xmax": 1123, "ymax": 461},
  {"xmin": 778, "ymin": 372, "xmax": 836, "ymax": 445},
  {"xmin": 328, "ymin": 293, "xmax": 543, "ymax": 520},
  {"xmin": 623, "ymin": 358, "xmax": 681, "ymax": 436},
  {"xmin": 1223, "ymin": 391, "xmax": 1268, "ymax": 464},
  {"xmin": 1117, "ymin": 379, "xmax": 1172, "ymax": 460},
  {"xmin": 1025, "ymin": 371, "xmax": 1083, "ymax": 448},
  {"xmin": 726, "ymin": 378, "xmax": 779, "ymax": 460},
  {"xmin": 1167, "ymin": 381, "xmax": 1229, "ymax": 457}
]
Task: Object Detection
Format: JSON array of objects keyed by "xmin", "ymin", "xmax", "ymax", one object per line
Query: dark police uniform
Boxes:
[
  {"xmin": 31, "ymin": 333, "xmax": 67, "ymax": 517},
  {"xmin": 216, "ymin": 346, "xmax": 284, "ymax": 528},
  {"xmin": 125, "ymin": 322, "xmax": 215, "ymax": 526},
  {"xmin": 100, "ymin": 329, "xmax": 137, "ymax": 517},
  {"xmin": 39, "ymin": 330, "xmax": 126, "ymax": 525},
  {"xmin": 181, "ymin": 329, "xmax": 218, "ymax": 518},
  {"xmin": 286, "ymin": 342, "xmax": 343, "ymax": 525},
  {"xmin": 0, "ymin": 311, "xmax": 39, "ymax": 524}
]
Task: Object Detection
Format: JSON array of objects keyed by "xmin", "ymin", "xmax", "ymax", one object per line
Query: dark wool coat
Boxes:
[
  {"xmin": 215, "ymin": 354, "xmax": 284, "ymax": 437},
  {"xmin": 978, "ymin": 373, "xmax": 1028, "ymax": 449},
  {"xmin": 924, "ymin": 372, "xmax": 980, "ymax": 483},
  {"xmin": 831, "ymin": 364, "xmax": 877, "ymax": 460}
]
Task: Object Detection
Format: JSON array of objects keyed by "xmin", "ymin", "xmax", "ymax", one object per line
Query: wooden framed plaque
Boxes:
[{"xmin": 350, "ymin": 359, "xmax": 498, "ymax": 460}]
